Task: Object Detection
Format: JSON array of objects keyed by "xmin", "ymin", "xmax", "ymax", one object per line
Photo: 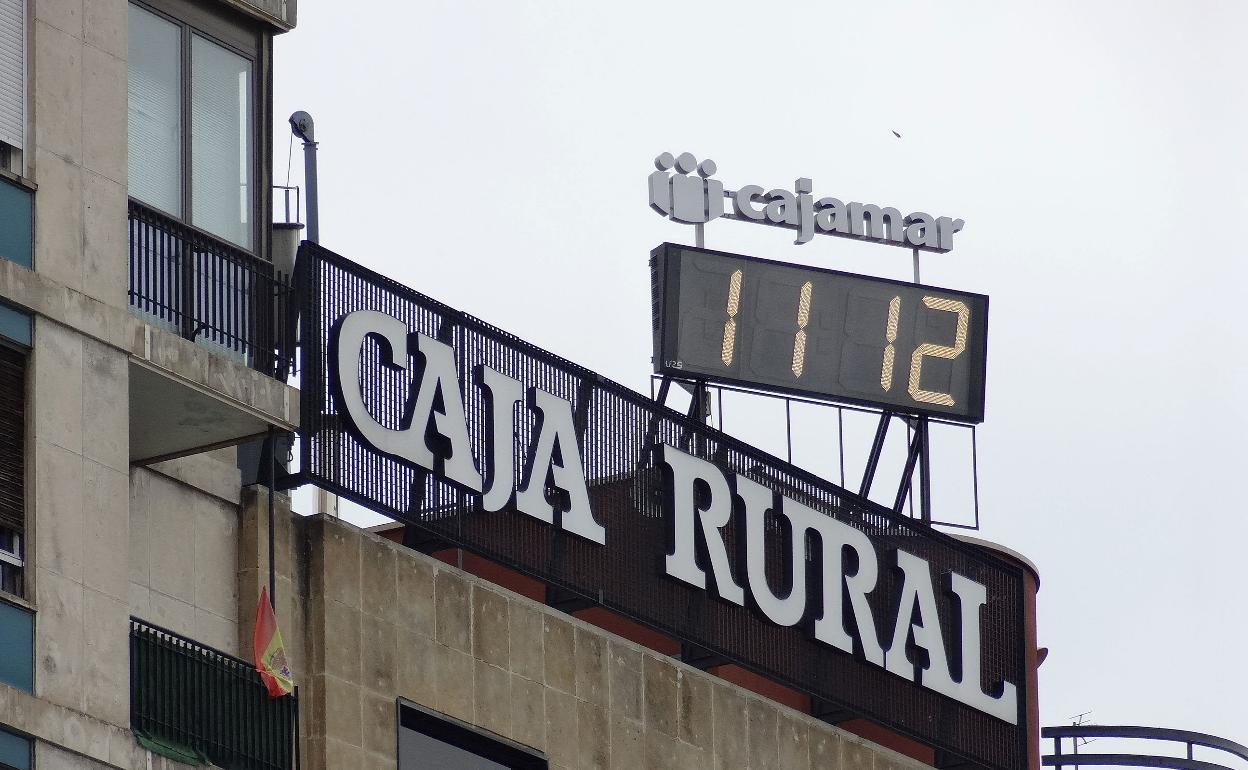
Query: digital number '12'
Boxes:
[{"xmin": 879, "ymin": 296, "xmax": 970, "ymax": 406}]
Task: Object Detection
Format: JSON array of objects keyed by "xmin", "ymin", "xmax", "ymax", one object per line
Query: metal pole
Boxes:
[
  {"xmin": 267, "ymin": 427, "xmax": 276, "ymax": 609},
  {"xmin": 290, "ymin": 111, "xmax": 319, "ymax": 243},
  {"xmin": 918, "ymin": 417, "xmax": 932, "ymax": 524},
  {"xmin": 912, "ymin": 246, "xmax": 920, "ymax": 283},
  {"xmin": 859, "ymin": 412, "xmax": 892, "ymax": 497},
  {"xmin": 290, "ymin": 111, "xmax": 338, "ymax": 518},
  {"xmin": 785, "ymin": 398, "xmax": 792, "ymax": 464}
]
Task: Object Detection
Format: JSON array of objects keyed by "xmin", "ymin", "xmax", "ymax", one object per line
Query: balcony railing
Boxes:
[
  {"xmin": 1043, "ymin": 725, "xmax": 1248, "ymax": 770},
  {"xmin": 128, "ymin": 199, "xmax": 295, "ymax": 379},
  {"xmin": 130, "ymin": 618, "xmax": 299, "ymax": 770}
]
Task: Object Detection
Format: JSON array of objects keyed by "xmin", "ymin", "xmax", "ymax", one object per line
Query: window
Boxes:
[
  {"xmin": 398, "ymin": 702, "xmax": 547, "ymax": 770},
  {"xmin": 0, "ymin": 0, "xmax": 25, "ymax": 176},
  {"xmin": 0, "ymin": 599, "xmax": 31, "ymax": 693},
  {"xmin": 0, "ymin": 177, "xmax": 30, "ymax": 269},
  {"xmin": 0, "ymin": 304, "xmax": 26, "ymax": 598},
  {"xmin": 127, "ymin": 1, "xmax": 255, "ymax": 250},
  {"xmin": 0, "ymin": 726, "xmax": 30, "ymax": 770},
  {"xmin": 0, "ymin": 0, "xmax": 30, "ymax": 270}
]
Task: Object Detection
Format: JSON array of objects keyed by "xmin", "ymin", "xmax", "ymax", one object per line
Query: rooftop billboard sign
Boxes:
[
  {"xmin": 291, "ymin": 242, "xmax": 1028, "ymax": 770},
  {"xmin": 648, "ymin": 152, "xmax": 964, "ymax": 252}
]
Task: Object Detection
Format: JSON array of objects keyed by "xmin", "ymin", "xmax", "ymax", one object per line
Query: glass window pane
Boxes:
[
  {"xmin": 127, "ymin": 5, "xmax": 182, "ymax": 216},
  {"xmin": 0, "ymin": 598, "xmax": 32, "ymax": 693},
  {"xmin": 401, "ymin": 729, "xmax": 510, "ymax": 770},
  {"xmin": 0, "ymin": 178, "xmax": 31, "ymax": 269},
  {"xmin": 191, "ymin": 35, "xmax": 252, "ymax": 249},
  {"xmin": 0, "ymin": 726, "xmax": 30, "ymax": 770}
]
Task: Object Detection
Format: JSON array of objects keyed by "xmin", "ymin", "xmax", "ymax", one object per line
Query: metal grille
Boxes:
[
  {"xmin": 127, "ymin": 199, "xmax": 295, "ymax": 378},
  {"xmin": 294, "ymin": 242, "xmax": 1029, "ymax": 770},
  {"xmin": 130, "ymin": 619, "xmax": 298, "ymax": 770}
]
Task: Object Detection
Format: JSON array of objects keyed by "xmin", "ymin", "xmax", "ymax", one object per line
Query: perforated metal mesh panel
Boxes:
[{"xmin": 294, "ymin": 243, "xmax": 1028, "ymax": 770}]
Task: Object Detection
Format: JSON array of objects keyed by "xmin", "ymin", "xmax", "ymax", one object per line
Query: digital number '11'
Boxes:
[{"xmin": 721, "ymin": 269, "xmax": 743, "ymax": 366}]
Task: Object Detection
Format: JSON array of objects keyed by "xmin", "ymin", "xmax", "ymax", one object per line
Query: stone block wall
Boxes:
[
  {"xmin": 30, "ymin": 319, "xmax": 131, "ymax": 729},
  {"xmin": 127, "ymin": 449, "xmax": 245, "ymax": 656},
  {"xmin": 288, "ymin": 513, "xmax": 930, "ymax": 770},
  {"xmin": 23, "ymin": 0, "xmax": 132, "ymax": 736}
]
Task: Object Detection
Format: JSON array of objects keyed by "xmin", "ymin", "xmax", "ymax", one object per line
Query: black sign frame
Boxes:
[{"xmin": 288, "ymin": 241, "xmax": 1029, "ymax": 770}]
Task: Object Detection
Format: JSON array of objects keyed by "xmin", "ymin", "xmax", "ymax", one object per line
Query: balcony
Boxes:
[
  {"xmin": 128, "ymin": 199, "xmax": 294, "ymax": 377},
  {"xmin": 126, "ymin": 199, "xmax": 298, "ymax": 463},
  {"xmin": 130, "ymin": 618, "xmax": 299, "ymax": 770}
]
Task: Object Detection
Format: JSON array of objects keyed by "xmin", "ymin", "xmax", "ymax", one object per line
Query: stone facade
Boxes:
[
  {"xmin": 0, "ymin": 0, "xmax": 297, "ymax": 767},
  {"xmin": 276, "ymin": 510, "xmax": 933, "ymax": 770}
]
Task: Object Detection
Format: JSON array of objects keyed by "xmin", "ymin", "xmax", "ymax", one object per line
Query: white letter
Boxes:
[
  {"xmin": 764, "ymin": 189, "xmax": 798, "ymax": 225},
  {"xmin": 784, "ymin": 500, "xmax": 885, "ymax": 666},
  {"xmin": 515, "ymin": 388, "xmax": 604, "ymax": 544},
  {"xmin": 948, "ymin": 573, "xmax": 1019, "ymax": 724},
  {"xmin": 733, "ymin": 184, "xmax": 766, "ymax": 220},
  {"xmin": 936, "ymin": 217, "xmax": 964, "ymax": 251},
  {"xmin": 886, "ymin": 550, "xmax": 957, "ymax": 699},
  {"xmin": 333, "ymin": 310, "xmax": 418, "ymax": 461},
  {"xmin": 656, "ymin": 445, "xmax": 744, "ymax": 604},
  {"xmin": 476, "ymin": 366, "xmax": 524, "ymax": 512},
  {"xmin": 736, "ymin": 475, "xmax": 805, "ymax": 626},
  {"xmin": 904, "ymin": 212, "xmax": 935, "ymax": 247},
  {"xmin": 408, "ymin": 334, "xmax": 482, "ymax": 492}
]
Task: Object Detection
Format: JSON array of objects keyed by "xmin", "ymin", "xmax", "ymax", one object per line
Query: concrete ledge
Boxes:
[
  {"xmin": 217, "ymin": 0, "xmax": 296, "ymax": 31},
  {"xmin": 0, "ymin": 682, "xmax": 206, "ymax": 770}
]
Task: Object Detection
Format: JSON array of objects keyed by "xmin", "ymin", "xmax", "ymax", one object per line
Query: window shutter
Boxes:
[
  {"xmin": 0, "ymin": 0, "xmax": 23, "ymax": 150},
  {"xmin": 0, "ymin": 346, "xmax": 24, "ymax": 535}
]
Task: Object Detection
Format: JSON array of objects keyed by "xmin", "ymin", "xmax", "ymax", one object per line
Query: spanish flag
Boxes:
[{"xmin": 253, "ymin": 586, "xmax": 294, "ymax": 698}]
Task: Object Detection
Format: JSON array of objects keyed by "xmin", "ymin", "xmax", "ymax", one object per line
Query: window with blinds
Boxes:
[
  {"xmin": 0, "ymin": 0, "xmax": 23, "ymax": 155},
  {"xmin": 127, "ymin": 5, "xmax": 182, "ymax": 216},
  {"xmin": 126, "ymin": 1, "xmax": 256, "ymax": 249},
  {"xmin": 0, "ymin": 344, "xmax": 24, "ymax": 597},
  {"xmin": 191, "ymin": 34, "xmax": 252, "ymax": 249}
]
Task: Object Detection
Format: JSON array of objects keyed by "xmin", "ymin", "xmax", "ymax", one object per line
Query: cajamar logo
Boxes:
[{"xmin": 647, "ymin": 151, "xmax": 965, "ymax": 253}]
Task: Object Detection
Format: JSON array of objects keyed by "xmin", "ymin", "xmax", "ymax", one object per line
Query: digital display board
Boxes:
[{"xmin": 651, "ymin": 243, "xmax": 989, "ymax": 422}]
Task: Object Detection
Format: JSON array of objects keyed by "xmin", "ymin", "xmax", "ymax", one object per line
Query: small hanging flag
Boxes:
[{"xmin": 253, "ymin": 586, "xmax": 294, "ymax": 698}]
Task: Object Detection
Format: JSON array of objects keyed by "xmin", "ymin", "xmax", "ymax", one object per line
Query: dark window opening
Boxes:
[
  {"xmin": 398, "ymin": 702, "xmax": 547, "ymax": 770},
  {"xmin": 0, "ymin": 341, "xmax": 25, "ymax": 598}
]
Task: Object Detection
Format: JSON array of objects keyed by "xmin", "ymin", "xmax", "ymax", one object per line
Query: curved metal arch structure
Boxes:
[{"xmin": 1043, "ymin": 725, "xmax": 1248, "ymax": 770}]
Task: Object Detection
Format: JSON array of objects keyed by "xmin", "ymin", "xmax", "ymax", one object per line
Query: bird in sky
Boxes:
[{"xmin": 892, "ymin": 130, "xmax": 902, "ymax": 138}]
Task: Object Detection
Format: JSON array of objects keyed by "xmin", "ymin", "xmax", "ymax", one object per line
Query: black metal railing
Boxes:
[
  {"xmin": 128, "ymin": 199, "xmax": 296, "ymax": 378},
  {"xmin": 130, "ymin": 618, "xmax": 299, "ymax": 770},
  {"xmin": 1043, "ymin": 725, "xmax": 1248, "ymax": 770}
]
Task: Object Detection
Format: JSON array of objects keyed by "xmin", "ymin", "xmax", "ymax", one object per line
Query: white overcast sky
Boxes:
[{"xmin": 273, "ymin": 0, "xmax": 1248, "ymax": 746}]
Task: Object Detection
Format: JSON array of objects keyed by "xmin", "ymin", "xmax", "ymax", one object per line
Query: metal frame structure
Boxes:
[
  {"xmin": 1042, "ymin": 726, "xmax": 1248, "ymax": 770},
  {"xmin": 650, "ymin": 373, "xmax": 982, "ymax": 530}
]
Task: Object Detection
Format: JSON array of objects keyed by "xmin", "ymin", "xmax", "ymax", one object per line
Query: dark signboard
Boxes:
[
  {"xmin": 652, "ymin": 243, "xmax": 989, "ymax": 422},
  {"xmin": 292, "ymin": 242, "xmax": 1028, "ymax": 770}
]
